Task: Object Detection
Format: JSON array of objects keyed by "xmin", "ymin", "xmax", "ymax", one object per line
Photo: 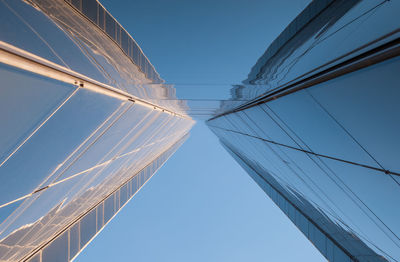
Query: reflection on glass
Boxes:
[
  {"xmin": 208, "ymin": 0, "xmax": 400, "ymax": 261},
  {"xmin": 42, "ymin": 231, "xmax": 68, "ymax": 262},
  {"xmin": 0, "ymin": 0, "xmax": 194, "ymax": 261}
]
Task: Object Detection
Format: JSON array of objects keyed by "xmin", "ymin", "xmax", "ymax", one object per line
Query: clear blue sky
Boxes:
[{"xmin": 77, "ymin": 1, "xmax": 325, "ymax": 261}]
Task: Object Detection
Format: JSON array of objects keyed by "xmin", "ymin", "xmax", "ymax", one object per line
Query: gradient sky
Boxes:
[{"xmin": 77, "ymin": 0, "xmax": 325, "ymax": 261}]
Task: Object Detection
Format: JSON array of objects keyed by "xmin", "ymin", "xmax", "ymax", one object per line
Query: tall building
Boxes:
[
  {"xmin": 0, "ymin": 0, "xmax": 193, "ymax": 261},
  {"xmin": 208, "ymin": 0, "xmax": 400, "ymax": 261}
]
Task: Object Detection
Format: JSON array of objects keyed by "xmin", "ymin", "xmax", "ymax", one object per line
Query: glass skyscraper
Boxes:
[
  {"xmin": 0, "ymin": 0, "xmax": 193, "ymax": 261},
  {"xmin": 208, "ymin": 0, "xmax": 400, "ymax": 261}
]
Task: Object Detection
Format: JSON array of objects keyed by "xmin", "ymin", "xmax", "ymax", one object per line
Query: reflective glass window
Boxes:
[
  {"xmin": 0, "ymin": 2, "xmax": 65, "ymax": 64},
  {"xmin": 326, "ymin": 238, "xmax": 335, "ymax": 261},
  {"xmin": 96, "ymin": 203, "xmax": 104, "ymax": 231},
  {"xmin": 104, "ymin": 193, "xmax": 115, "ymax": 224},
  {"xmin": 80, "ymin": 208, "xmax": 97, "ymax": 247},
  {"xmin": 98, "ymin": 6, "xmax": 105, "ymax": 30},
  {"xmin": 333, "ymin": 245, "xmax": 350, "ymax": 262},
  {"xmin": 0, "ymin": 88, "xmax": 121, "ymax": 209},
  {"xmin": 105, "ymin": 12, "xmax": 115, "ymax": 40},
  {"xmin": 81, "ymin": 0, "xmax": 97, "ymax": 24},
  {"xmin": 115, "ymin": 23, "xmax": 121, "ymax": 44},
  {"xmin": 69, "ymin": 223, "xmax": 80, "ymax": 260},
  {"xmin": 132, "ymin": 176, "xmax": 138, "ymax": 193},
  {"xmin": 0, "ymin": 63, "xmax": 73, "ymax": 167},
  {"xmin": 42, "ymin": 231, "xmax": 68, "ymax": 262},
  {"xmin": 121, "ymin": 29, "xmax": 129, "ymax": 55},
  {"xmin": 26, "ymin": 253, "xmax": 40, "ymax": 262},
  {"xmin": 132, "ymin": 42, "xmax": 139, "ymax": 65},
  {"xmin": 119, "ymin": 184, "xmax": 128, "ymax": 207},
  {"xmin": 71, "ymin": 0, "xmax": 81, "ymax": 10},
  {"xmin": 308, "ymin": 56, "xmax": 400, "ymax": 174}
]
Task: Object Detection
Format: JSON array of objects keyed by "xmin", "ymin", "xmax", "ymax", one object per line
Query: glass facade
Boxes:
[
  {"xmin": 23, "ymin": 138, "xmax": 186, "ymax": 262},
  {"xmin": 0, "ymin": 0, "xmax": 193, "ymax": 261},
  {"xmin": 208, "ymin": 0, "xmax": 400, "ymax": 261}
]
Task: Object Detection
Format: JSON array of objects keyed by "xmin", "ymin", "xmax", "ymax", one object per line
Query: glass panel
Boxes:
[
  {"xmin": 115, "ymin": 23, "xmax": 121, "ymax": 44},
  {"xmin": 333, "ymin": 245, "xmax": 351, "ymax": 262},
  {"xmin": 98, "ymin": 5, "xmax": 105, "ymax": 30},
  {"xmin": 310, "ymin": 226, "xmax": 327, "ymax": 256},
  {"xmin": 115, "ymin": 190, "xmax": 120, "ymax": 210},
  {"xmin": 139, "ymin": 53, "xmax": 145, "ymax": 72},
  {"xmin": 127, "ymin": 179, "xmax": 132, "ymax": 197},
  {"xmin": 0, "ymin": 63, "xmax": 74, "ymax": 167},
  {"xmin": 69, "ymin": 223, "xmax": 80, "ymax": 260},
  {"xmin": 81, "ymin": 0, "xmax": 98, "ymax": 24},
  {"xmin": 80, "ymin": 209, "xmax": 97, "ymax": 248},
  {"xmin": 308, "ymin": 56, "xmax": 400, "ymax": 174},
  {"xmin": 0, "ymin": 88, "xmax": 121, "ymax": 209},
  {"xmin": 121, "ymin": 29, "xmax": 129, "ymax": 55},
  {"xmin": 119, "ymin": 184, "xmax": 128, "ymax": 207},
  {"xmin": 42, "ymin": 231, "xmax": 68, "ymax": 262},
  {"xmin": 267, "ymin": 90, "xmax": 380, "ymax": 169},
  {"xmin": 297, "ymin": 212, "xmax": 309, "ymax": 236},
  {"xmin": 0, "ymin": 1, "xmax": 63, "ymax": 64},
  {"xmin": 96, "ymin": 203, "xmax": 104, "ymax": 231},
  {"xmin": 326, "ymin": 238, "xmax": 334, "ymax": 261},
  {"xmin": 131, "ymin": 175, "xmax": 138, "ymax": 193},
  {"xmin": 239, "ymin": 105, "xmax": 300, "ymax": 148},
  {"xmin": 51, "ymin": 104, "xmax": 150, "ymax": 184},
  {"xmin": 71, "ymin": 0, "xmax": 81, "ymax": 10},
  {"xmin": 0, "ymin": 199, "xmax": 23, "ymax": 225},
  {"xmin": 132, "ymin": 42, "xmax": 139, "ymax": 65},
  {"xmin": 105, "ymin": 12, "xmax": 115, "ymax": 40},
  {"xmin": 103, "ymin": 193, "xmax": 115, "ymax": 224},
  {"xmin": 26, "ymin": 252, "xmax": 40, "ymax": 262},
  {"xmin": 321, "ymin": 157, "xmax": 400, "ymax": 259}
]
